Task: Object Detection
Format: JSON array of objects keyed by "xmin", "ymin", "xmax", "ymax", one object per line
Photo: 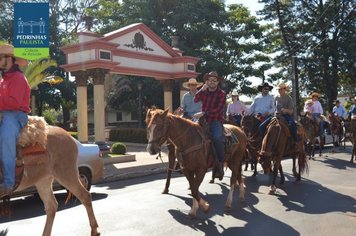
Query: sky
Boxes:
[{"xmin": 225, "ymin": 0, "xmax": 263, "ymax": 16}]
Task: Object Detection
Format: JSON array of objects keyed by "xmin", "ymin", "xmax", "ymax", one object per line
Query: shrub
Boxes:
[
  {"xmin": 109, "ymin": 128, "xmax": 147, "ymax": 143},
  {"xmin": 110, "ymin": 142, "xmax": 127, "ymax": 154}
]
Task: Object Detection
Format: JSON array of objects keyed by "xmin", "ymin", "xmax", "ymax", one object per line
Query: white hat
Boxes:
[
  {"xmin": 231, "ymin": 90, "xmax": 239, "ymax": 96},
  {"xmin": 277, "ymin": 82, "xmax": 289, "ymax": 90},
  {"xmin": 182, "ymin": 78, "xmax": 203, "ymax": 90},
  {"xmin": 0, "ymin": 43, "xmax": 28, "ymax": 67}
]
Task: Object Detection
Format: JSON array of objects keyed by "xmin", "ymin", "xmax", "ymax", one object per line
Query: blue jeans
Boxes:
[
  {"xmin": 0, "ymin": 111, "xmax": 28, "ymax": 188},
  {"xmin": 259, "ymin": 115, "xmax": 272, "ymax": 137},
  {"xmin": 283, "ymin": 114, "xmax": 298, "ymax": 141},
  {"xmin": 209, "ymin": 121, "xmax": 224, "ymax": 162},
  {"xmin": 313, "ymin": 113, "xmax": 324, "ymax": 136},
  {"xmin": 231, "ymin": 114, "xmax": 242, "ymax": 126}
]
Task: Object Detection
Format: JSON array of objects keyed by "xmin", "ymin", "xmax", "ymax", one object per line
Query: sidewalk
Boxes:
[{"xmin": 99, "ymin": 143, "xmax": 170, "ymax": 183}]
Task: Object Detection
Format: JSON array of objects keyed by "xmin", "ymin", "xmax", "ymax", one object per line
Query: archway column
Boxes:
[
  {"xmin": 178, "ymin": 81, "xmax": 186, "ymax": 107},
  {"xmin": 72, "ymin": 71, "xmax": 89, "ymax": 143},
  {"xmin": 90, "ymin": 69, "xmax": 109, "ymax": 142},
  {"xmin": 161, "ymin": 80, "xmax": 173, "ymax": 112}
]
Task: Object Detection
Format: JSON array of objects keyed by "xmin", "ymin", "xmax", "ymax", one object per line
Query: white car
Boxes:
[{"xmin": 74, "ymin": 138, "xmax": 104, "ymax": 191}]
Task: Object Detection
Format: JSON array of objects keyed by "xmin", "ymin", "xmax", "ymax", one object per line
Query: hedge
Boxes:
[{"xmin": 109, "ymin": 128, "xmax": 148, "ymax": 143}]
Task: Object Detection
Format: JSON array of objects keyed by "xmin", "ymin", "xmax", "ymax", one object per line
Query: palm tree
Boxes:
[{"xmin": 23, "ymin": 58, "xmax": 63, "ymax": 115}]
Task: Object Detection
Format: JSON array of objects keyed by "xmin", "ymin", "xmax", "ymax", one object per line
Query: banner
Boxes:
[{"xmin": 14, "ymin": 2, "xmax": 49, "ymax": 60}]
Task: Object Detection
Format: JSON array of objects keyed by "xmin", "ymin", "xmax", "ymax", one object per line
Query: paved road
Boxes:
[{"xmin": 0, "ymin": 145, "xmax": 355, "ymax": 236}]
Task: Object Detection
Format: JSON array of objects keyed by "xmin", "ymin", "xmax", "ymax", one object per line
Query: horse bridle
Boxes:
[{"xmin": 147, "ymin": 116, "xmax": 170, "ymax": 147}]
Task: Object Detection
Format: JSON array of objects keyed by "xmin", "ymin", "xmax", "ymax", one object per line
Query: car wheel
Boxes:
[{"xmin": 79, "ymin": 168, "xmax": 92, "ymax": 191}]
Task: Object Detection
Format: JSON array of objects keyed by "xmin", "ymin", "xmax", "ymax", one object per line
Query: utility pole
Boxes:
[{"xmin": 291, "ymin": 56, "xmax": 299, "ymax": 119}]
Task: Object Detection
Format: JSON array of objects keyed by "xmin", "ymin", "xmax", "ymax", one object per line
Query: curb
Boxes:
[
  {"xmin": 103, "ymin": 154, "xmax": 136, "ymax": 165},
  {"xmin": 101, "ymin": 166, "xmax": 166, "ymax": 183}
]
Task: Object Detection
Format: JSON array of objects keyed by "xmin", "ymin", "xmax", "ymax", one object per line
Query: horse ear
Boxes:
[{"xmin": 163, "ymin": 108, "xmax": 169, "ymax": 116}]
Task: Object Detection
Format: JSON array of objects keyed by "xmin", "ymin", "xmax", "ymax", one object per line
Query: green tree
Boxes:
[{"xmin": 259, "ymin": 0, "xmax": 355, "ymax": 111}]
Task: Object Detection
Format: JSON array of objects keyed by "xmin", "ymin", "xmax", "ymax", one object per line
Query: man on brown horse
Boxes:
[
  {"xmin": 247, "ymin": 82, "xmax": 275, "ymax": 135},
  {"xmin": 260, "ymin": 82, "xmax": 299, "ymax": 145},
  {"xmin": 177, "ymin": 78, "xmax": 203, "ymax": 120},
  {"xmin": 194, "ymin": 71, "xmax": 226, "ymax": 180},
  {"xmin": 0, "ymin": 43, "xmax": 30, "ymax": 194}
]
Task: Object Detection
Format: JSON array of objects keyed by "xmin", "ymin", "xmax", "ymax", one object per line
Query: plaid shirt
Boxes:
[{"xmin": 194, "ymin": 88, "xmax": 226, "ymax": 124}]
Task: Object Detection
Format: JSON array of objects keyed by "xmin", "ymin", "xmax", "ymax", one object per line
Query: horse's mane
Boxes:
[{"xmin": 167, "ymin": 113, "xmax": 201, "ymax": 128}]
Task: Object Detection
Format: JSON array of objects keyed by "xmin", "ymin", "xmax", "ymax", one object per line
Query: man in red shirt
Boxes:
[
  {"xmin": 194, "ymin": 71, "xmax": 226, "ymax": 180},
  {"xmin": 0, "ymin": 43, "xmax": 31, "ymax": 194}
]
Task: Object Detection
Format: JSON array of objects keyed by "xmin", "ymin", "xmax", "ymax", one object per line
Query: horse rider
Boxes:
[
  {"xmin": 194, "ymin": 71, "xmax": 226, "ymax": 180},
  {"xmin": 0, "ymin": 43, "xmax": 31, "ymax": 194},
  {"xmin": 332, "ymin": 100, "xmax": 348, "ymax": 121},
  {"xmin": 309, "ymin": 92, "xmax": 326, "ymax": 137},
  {"xmin": 226, "ymin": 90, "xmax": 247, "ymax": 126},
  {"xmin": 177, "ymin": 78, "xmax": 203, "ymax": 121},
  {"xmin": 274, "ymin": 83, "xmax": 298, "ymax": 141},
  {"xmin": 247, "ymin": 82, "xmax": 275, "ymax": 136},
  {"xmin": 304, "ymin": 99, "xmax": 314, "ymax": 114},
  {"xmin": 349, "ymin": 96, "xmax": 356, "ymax": 120}
]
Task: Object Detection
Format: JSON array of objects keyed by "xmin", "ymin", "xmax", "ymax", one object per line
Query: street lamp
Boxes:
[{"xmin": 138, "ymin": 82, "xmax": 143, "ymax": 128}]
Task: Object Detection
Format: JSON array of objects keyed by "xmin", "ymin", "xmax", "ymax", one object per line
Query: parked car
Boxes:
[
  {"xmin": 95, "ymin": 141, "xmax": 111, "ymax": 152},
  {"xmin": 12, "ymin": 138, "xmax": 103, "ymax": 198}
]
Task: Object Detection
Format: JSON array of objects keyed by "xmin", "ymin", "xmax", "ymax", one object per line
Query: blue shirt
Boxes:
[
  {"xmin": 332, "ymin": 105, "xmax": 347, "ymax": 119},
  {"xmin": 248, "ymin": 94, "xmax": 275, "ymax": 115},
  {"xmin": 350, "ymin": 104, "xmax": 356, "ymax": 117},
  {"xmin": 181, "ymin": 91, "xmax": 202, "ymax": 117}
]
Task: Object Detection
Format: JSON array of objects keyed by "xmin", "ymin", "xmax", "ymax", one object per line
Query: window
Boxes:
[
  {"xmin": 99, "ymin": 50, "xmax": 111, "ymax": 60},
  {"xmin": 187, "ymin": 63, "xmax": 195, "ymax": 71},
  {"xmin": 116, "ymin": 112, "xmax": 122, "ymax": 121},
  {"xmin": 131, "ymin": 111, "xmax": 138, "ymax": 120}
]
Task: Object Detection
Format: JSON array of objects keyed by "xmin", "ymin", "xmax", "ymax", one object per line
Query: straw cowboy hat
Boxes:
[
  {"xmin": 231, "ymin": 90, "xmax": 239, "ymax": 96},
  {"xmin": 310, "ymin": 92, "xmax": 320, "ymax": 98},
  {"xmin": 203, "ymin": 71, "xmax": 224, "ymax": 82},
  {"xmin": 277, "ymin": 82, "xmax": 289, "ymax": 91},
  {"xmin": 257, "ymin": 82, "xmax": 273, "ymax": 92},
  {"xmin": 306, "ymin": 99, "xmax": 313, "ymax": 105},
  {"xmin": 182, "ymin": 78, "xmax": 203, "ymax": 90},
  {"xmin": 0, "ymin": 43, "xmax": 28, "ymax": 67}
]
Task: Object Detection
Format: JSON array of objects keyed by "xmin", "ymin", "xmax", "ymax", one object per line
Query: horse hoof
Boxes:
[
  {"xmin": 224, "ymin": 205, "xmax": 232, "ymax": 211},
  {"xmin": 209, "ymin": 179, "xmax": 215, "ymax": 184},
  {"xmin": 161, "ymin": 189, "xmax": 169, "ymax": 194},
  {"xmin": 268, "ymin": 186, "xmax": 276, "ymax": 194}
]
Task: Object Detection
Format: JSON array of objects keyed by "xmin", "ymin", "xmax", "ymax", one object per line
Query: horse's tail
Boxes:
[{"xmin": 298, "ymin": 147, "xmax": 309, "ymax": 176}]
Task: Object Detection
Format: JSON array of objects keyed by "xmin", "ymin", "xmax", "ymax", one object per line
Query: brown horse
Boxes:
[
  {"xmin": 240, "ymin": 114, "xmax": 263, "ymax": 176},
  {"xmin": 145, "ymin": 107, "xmax": 178, "ymax": 194},
  {"xmin": 0, "ymin": 118, "xmax": 99, "ymax": 236},
  {"xmin": 328, "ymin": 113, "xmax": 345, "ymax": 149},
  {"xmin": 258, "ymin": 116, "xmax": 308, "ymax": 194},
  {"xmin": 146, "ymin": 109, "xmax": 247, "ymax": 217},
  {"xmin": 344, "ymin": 119, "xmax": 356, "ymax": 163},
  {"xmin": 299, "ymin": 113, "xmax": 323, "ymax": 158}
]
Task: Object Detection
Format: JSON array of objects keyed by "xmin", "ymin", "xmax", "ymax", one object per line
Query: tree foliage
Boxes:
[{"xmin": 259, "ymin": 0, "xmax": 355, "ymax": 111}]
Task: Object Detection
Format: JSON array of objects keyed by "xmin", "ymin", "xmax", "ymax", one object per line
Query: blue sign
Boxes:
[{"xmin": 14, "ymin": 2, "xmax": 49, "ymax": 60}]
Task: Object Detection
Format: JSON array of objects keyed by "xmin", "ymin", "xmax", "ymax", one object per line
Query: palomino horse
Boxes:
[
  {"xmin": 258, "ymin": 116, "xmax": 308, "ymax": 194},
  {"xmin": 328, "ymin": 113, "xmax": 345, "ymax": 149},
  {"xmin": 299, "ymin": 113, "xmax": 324, "ymax": 158},
  {"xmin": 240, "ymin": 114, "xmax": 263, "ymax": 176},
  {"xmin": 146, "ymin": 109, "xmax": 247, "ymax": 217},
  {"xmin": 344, "ymin": 119, "xmax": 356, "ymax": 163},
  {"xmin": 145, "ymin": 107, "xmax": 177, "ymax": 194},
  {"xmin": 0, "ymin": 117, "xmax": 99, "ymax": 236}
]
